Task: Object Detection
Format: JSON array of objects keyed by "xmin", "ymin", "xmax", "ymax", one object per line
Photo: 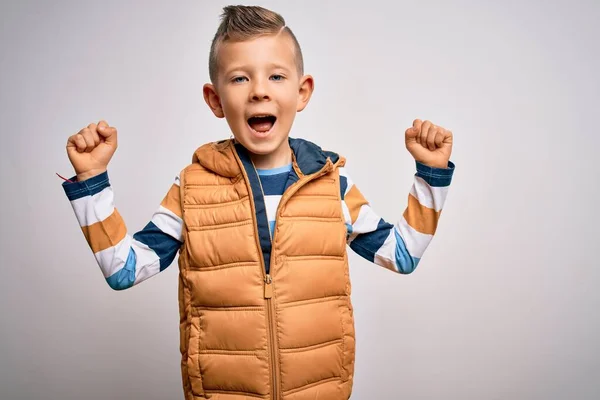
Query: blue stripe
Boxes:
[
  {"xmin": 258, "ymin": 173, "xmax": 289, "ymax": 196},
  {"xmin": 415, "ymin": 161, "xmax": 455, "ymax": 187},
  {"xmin": 62, "ymin": 171, "xmax": 110, "ymax": 201},
  {"xmin": 269, "ymin": 221, "xmax": 276, "ymax": 238},
  {"xmin": 133, "ymin": 221, "xmax": 181, "ymax": 271},
  {"xmin": 349, "ymin": 218, "xmax": 394, "ymax": 263},
  {"xmin": 106, "ymin": 248, "xmax": 136, "ymax": 290},
  {"xmin": 345, "ymin": 223, "xmax": 353, "ymax": 237},
  {"xmin": 235, "ymin": 143, "xmax": 273, "ymax": 274},
  {"xmin": 283, "ymin": 168, "xmax": 300, "ymax": 192},
  {"xmin": 394, "ymin": 228, "xmax": 420, "ymax": 274},
  {"xmin": 340, "ymin": 175, "xmax": 348, "ymax": 200},
  {"xmin": 256, "ymin": 164, "xmax": 292, "ymax": 176}
]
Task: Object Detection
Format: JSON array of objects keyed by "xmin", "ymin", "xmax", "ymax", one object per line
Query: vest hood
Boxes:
[{"xmin": 192, "ymin": 137, "xmax": 342, "ymax": 178}]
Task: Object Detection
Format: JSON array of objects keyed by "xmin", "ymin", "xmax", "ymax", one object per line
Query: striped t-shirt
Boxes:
[
  {"xmin": 256, "ymin": 163, "xmax": 293, "ymax": 239},
  {"xmin": 62, "ymin": 160, "xmax": 454, "ymax": 290}
]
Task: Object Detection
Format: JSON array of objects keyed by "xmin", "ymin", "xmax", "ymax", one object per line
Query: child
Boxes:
[{"xmin": 61, "ymin": 5, "xmax": 454, "ymax": 400}]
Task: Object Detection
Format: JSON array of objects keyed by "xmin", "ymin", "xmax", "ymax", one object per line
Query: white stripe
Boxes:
[
  {"xmin": 264, "ymin": 195, "xmax": 282, "ymax": 223},
  {"xmin": 93, "ymin": 235, "xmax": 162, "ymax": 283},
  {"xmin": 410, "ymin": 176, "xmax": 449, "ymax": 212},
  {"xmin": 348, "ymin": 203, "xmax": 380, "ymax": 242},
  {"xmin": 341, "ymin": 200, "xmax": 351, "ymax": 227},
  {"xmin": 94, "ymin": 234, "xmax": 133, "ymax": 278},
  {"xmin": 395, "ymin": 217, "xmax": 432, "ymax": 259},
  {"xmin": 339, "ymin": 167, "xmax": 354, "ymax": 196},
  {"xmin": 70, "ymin": 186, "xmax": 115, "ymax": 227},
  {"xmin": 338, "ymin": 168, "xmax": 353, "ymax": 236},
  {"xmin": 374, "ymin": 254, "xmax": 397, "ymax": 272},
  {"xmin": 374, "ymin": 229, "xmax": 397, "ymax": 271},
  {"xmin": 131, "ymin": 239, "xmax": 161, "ymax": 285},
  {"xmin": 151, "ymin": 205, "xmax": 184, "ymax": 242}
]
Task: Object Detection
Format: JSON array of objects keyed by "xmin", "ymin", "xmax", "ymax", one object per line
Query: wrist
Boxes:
[
  {"xmin": 415, "ymin": 160, "xmax": 448, "ymax": 169},
  {"xmin": 76, "ymin": 168, "xmax": 107, "ymax": 182}
]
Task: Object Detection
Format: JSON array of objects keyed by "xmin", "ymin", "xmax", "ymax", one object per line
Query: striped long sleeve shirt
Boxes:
[{"xmin": 62, "ymin": 161, "xmax": 454, "ymax": 290}]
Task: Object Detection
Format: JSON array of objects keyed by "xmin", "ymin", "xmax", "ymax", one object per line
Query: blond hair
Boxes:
[{"xmin": 209, "ymin": 5, "xmax": 304, "ymax": 83}]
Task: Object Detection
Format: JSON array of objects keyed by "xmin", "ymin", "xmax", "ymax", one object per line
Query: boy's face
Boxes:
[{"xmin": 203, "ymin": 33, "xmax": 313, "ymax": 167}]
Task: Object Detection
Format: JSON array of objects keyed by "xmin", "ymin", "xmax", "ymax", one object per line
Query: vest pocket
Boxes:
[{"xmin": 186, "ymin": 316, "xmax": 205, "ymax": 396}]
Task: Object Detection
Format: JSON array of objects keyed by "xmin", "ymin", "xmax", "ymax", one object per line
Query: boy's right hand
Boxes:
[{"xmin": 66, "ymin": 120, "xmax": 118, "ymax": 181}]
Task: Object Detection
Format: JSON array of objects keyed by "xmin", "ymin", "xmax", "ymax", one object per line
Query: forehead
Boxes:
[{"xmin": 217, "ymin": 33, "xmax": 297, "ymax": 73}]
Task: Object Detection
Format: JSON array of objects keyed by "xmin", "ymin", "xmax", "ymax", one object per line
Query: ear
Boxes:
[
  {"xmin": 296, "ymin": 75, "xmax": 314, "ymax": 112},
  {"xmin": 203, "ymin": 83, "xmax": 225, "ymax": 118}
]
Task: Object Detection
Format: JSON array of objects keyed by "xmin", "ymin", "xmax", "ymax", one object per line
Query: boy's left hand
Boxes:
[{"xmin": 405, "ymin": 119, "xmax": 453, "ymax": 169}]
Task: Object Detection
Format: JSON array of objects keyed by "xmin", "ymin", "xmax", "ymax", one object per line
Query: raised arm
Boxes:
[
  {"xmin": 342, "ymin": 119, "xmax": 455, "ymax": 274},
  {"xmin": 62, "ymin": 121, "xmax": 183, "ymax": 289}
]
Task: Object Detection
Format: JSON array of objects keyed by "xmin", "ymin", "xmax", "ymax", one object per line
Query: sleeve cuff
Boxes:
[
  {"xmin": 62, "ymin": 171, "xmax": 110, "ymax": 201},
  {"xmin": 415, "ymin": 160, "xmax": 455, "ymax": 187}
]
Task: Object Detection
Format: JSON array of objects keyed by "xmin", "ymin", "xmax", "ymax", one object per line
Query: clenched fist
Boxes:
[
  {"xmin": 405, "ymin": 119, "xmax": 453, "ymax": 169},
  {"xmin": 66, "ymin": 120, "xmax": 118, "ymax": 181}
]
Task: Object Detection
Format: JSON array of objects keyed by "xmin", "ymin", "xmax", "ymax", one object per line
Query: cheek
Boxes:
[
  {"xmin": 220, "ymin": 89, "xmax": 245, "ymax": 114},
  {"xmin": 222, "ymin": 100, "xmax": 243, "ymax": 121},
  {"xmin": 278, "ymin": 89, "xmax": 300, "ymax": 115}
]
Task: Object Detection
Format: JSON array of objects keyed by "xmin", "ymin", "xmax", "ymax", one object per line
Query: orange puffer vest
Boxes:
[{"xmin": 177, "ymin": 138, "xmax": 356, "ymax": 400}]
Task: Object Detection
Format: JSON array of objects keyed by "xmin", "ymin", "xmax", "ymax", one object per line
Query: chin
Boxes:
[
  {"xmin": 235, "ymin": 126, "xmax": 289, "ymax": 155},
  {"xmin": 237, "ymin": 137, "xmax": 283, "ymax": 155}
]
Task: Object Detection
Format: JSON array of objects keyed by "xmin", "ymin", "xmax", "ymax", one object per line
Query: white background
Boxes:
[{"xmin": 1, "ymin": 0, "xmax": 598, "ymax": 399}]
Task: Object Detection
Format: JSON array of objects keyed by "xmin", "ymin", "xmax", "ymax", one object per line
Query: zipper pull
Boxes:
[{"xmin": 264, "ymin": 274, "xmax": 273, "ymax": 299}]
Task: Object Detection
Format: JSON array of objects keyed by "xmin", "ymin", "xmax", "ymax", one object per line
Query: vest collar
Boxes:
[
  {"xmin": 193, "ymin": 137, "xmax": 341, "ymax": 178},
  {"xmin": 288, "ymin": 137, "xmax": 340, "ymax": 176}
]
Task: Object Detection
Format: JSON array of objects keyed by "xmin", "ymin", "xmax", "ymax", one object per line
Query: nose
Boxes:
[{"xmin": 250, "ymin": 78, "xmax": 270, "ymax": 102}]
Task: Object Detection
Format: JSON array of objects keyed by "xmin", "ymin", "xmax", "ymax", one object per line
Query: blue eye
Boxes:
[
  {"xmin": 270, "ymin": 74, "xmax": 284, "ymax": 81},
  {"xmin": 232, "ymin": 76, "xmax": 248, "ymax": 83}
]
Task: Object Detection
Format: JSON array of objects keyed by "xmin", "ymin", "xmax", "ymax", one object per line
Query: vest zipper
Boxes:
[
  {"xmin": 246, "ymin": 152, "xmax": 334, "ymax": 400},
  {"xmin": 264, "ymin": 274, "xmax": 274, "ymax": 298},
  {"xmin": 264, "ymin": 274, "xmax": 277, "ymax": 400},
  {"xmin": 251, "ymin": 160, "xmax": 279, "ymax": 400},
  {"xmin": 259, "ymin": 159, "xmax": 334, "ymax": 400}
]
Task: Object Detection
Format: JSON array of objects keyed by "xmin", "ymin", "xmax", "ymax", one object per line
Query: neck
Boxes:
[{"xmin": 249, "ymin": 140, "xmax": 293, "ymax": 170}]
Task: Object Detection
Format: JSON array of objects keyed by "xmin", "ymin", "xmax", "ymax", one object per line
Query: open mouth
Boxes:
[{"xmin": 247, "ymin": 114, "xmax": 277, "ymax": 134}]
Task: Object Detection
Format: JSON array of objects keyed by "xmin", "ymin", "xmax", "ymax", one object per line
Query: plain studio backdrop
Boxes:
[{"xmin": 1, "ymin": 0, "xmax": 598, "ymax": 399}]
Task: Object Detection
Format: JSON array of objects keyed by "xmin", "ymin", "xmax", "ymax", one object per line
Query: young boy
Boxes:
[{"xmin": 61, "ymin": 5, "xmax": 454, "ymax": 400}]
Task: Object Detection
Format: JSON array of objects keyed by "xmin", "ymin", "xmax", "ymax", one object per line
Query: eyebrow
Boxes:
[{"xmin": 223, "ymin": 63, "xmax": 292, "ymax": 76}]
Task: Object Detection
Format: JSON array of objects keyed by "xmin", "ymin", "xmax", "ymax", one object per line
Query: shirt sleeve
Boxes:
[
  {"xmin": 340, "ymin": 161, "xmax": 455, "ymax": 274},
  {"xmin": 62, "ymin": 171, "xmax": 184, "ymax": 290}
]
